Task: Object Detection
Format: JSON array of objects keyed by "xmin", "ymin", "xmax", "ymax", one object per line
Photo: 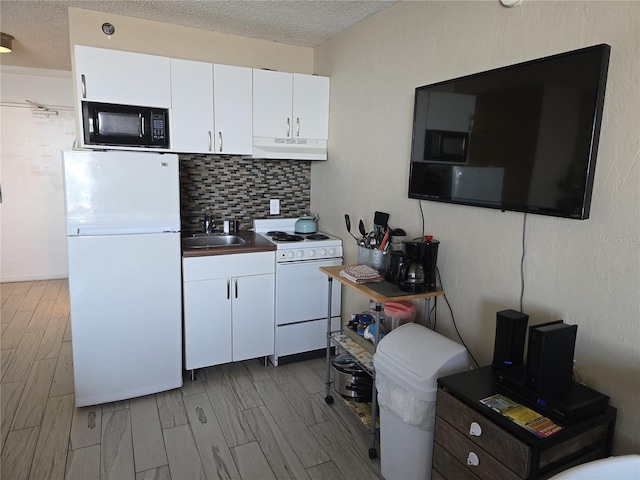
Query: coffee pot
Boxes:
[{"xmin": 398, "ymin": 256, "xmax": 427, "ymax": 293}]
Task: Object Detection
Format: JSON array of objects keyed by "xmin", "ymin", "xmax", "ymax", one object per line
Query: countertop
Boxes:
[
  {"xmin": 182, "ymin": 230, "xmax": 276, "ymax": 258},
  {"xmin": 319, "ymin": 264, "xmax": 444, "ymax": 303}
]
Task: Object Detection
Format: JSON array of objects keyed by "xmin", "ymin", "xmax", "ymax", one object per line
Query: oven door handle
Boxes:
[
  {"xmin": 226, "ymin": 279, "xmax": 230, "ymax": 299},
  {"xmin": 234, "ymin": 278, "xmax": 238, "ymax": 298}
]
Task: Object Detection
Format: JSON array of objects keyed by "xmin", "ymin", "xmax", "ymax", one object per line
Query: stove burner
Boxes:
[
  {"xmin": 266, "ymin": 231, "xmax": 288, "ymax": 237},
  {"xmin": 305, "ymin": 234, "xmax": 330, "ymax": 240},
  {"xmin": 271, "ymin": 234, "xmax": 305, "ymax": 242}
]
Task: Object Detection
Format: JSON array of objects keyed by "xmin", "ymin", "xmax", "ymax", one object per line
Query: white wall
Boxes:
[
  {"xmin": 312, "ymin": 1, "xmax": 640, "ymax": 454},
  {"xmin": 0, "ymin": 67, "xmax": 75, "ymax": 281}
]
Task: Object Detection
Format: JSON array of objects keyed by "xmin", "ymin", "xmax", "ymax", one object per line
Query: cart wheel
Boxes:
[
  {"xmin": 324, "ymin": 395, "xmax": 334, "ymax": 404},
  {"xmin": 369, "ymin": 448, "xmax": 377, "ymax": 459}
]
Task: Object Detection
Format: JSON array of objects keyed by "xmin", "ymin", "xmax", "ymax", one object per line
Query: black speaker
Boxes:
[
  {"xmin": 492, "ymin": 309, "xmax": 529, "ymax": 370},
  {"xmin": 526, "ymin": 321, "xmax": 577, "ymax": 393}
]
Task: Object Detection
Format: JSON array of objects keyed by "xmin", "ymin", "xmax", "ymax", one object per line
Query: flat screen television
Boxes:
[{"xmin": 408, "ymin": 44, "xmax": 610, "ymax": 219}]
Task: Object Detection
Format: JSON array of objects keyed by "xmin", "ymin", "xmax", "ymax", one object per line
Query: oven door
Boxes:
[{"xmin": 275, "ymin": 257, "xmax": 342, "ymax": 326}]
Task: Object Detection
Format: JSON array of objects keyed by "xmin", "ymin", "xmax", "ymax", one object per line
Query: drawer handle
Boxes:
[
  {"xmin": 469, "ymin": 421, "xmax": 482, "ymax": 437},
  {"xmin": 467, "ymin": 452, "xmax": 480, "ymax": 467}
]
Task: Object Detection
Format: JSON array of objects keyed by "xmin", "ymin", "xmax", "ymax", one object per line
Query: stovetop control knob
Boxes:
[
  {"xmin": 319, "ymin": 248, "xmax": 327, "ymax": 256},
  {"xmin": 308, "ymin": 249, "xmax": 316, "ymax": 257},
  {"xmin": 328, "ymin": 247, "xmax": 336, "ymax": 256},
  {"xmin": 286, "ymin": 251, "xmax": 295, "ymax": 259},
  {"xmin": 296, "ymin": 250, "xmax": 304, "ymax": 258}
]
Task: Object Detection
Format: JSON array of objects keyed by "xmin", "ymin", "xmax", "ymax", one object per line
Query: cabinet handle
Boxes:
[
  {"xmin": 208, "ymin": 131, "xmax": 212, "ymax": 152},
  {"xmin": 226, "ymin": 279, "xmax": 230, "ymax": 299},
  {"xmin": 467, "ymin": 452, "xmax": 480, "ymax": 467},
  {"xmin": 234, "ymin": 279, "xmax": 238, "ymax": 298},
  {"xmin": 469, "ymin": 421, "xmax": 482, "ymax": 437},
  {"xmin": 81, "ymin": 74, "xmax": 86, "ymax": 98},
  {"xmin": 286, "ymin": 117, "xmax": 291, "ymax": 137},
  {"xmin": 218, "ymin": 131, "xmax": 223, "ymax": 152},
  {"xmin": 296, "ymin": 117, "xmax": 300, "ymax": 137}
]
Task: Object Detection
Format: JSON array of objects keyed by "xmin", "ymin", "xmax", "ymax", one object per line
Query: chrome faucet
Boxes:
[{"xmin": 203, "ymin": 207, "xmax": 215, "ymax": 234}]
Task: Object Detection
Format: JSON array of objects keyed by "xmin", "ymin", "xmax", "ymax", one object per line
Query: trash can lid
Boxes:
[{"xmin": 374, "ymin": 323, "xmax": 468, "ymax": 394}]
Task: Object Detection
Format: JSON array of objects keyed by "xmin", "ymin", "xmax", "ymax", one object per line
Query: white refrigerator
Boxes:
[{"xmin": 62, "ymin": 150, "xmax": 183, "ymax": 407}]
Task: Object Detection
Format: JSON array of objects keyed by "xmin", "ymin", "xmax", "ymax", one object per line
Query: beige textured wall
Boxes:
[
  {"xmin": 68, "ymin": 7, "xmax": 313, "ymax": 72},
  {"xmin": 312, "ymin": 1, "xmax": 639, "ymax": 454}
]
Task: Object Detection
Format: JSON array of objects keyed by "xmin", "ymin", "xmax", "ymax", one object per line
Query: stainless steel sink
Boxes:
[{"xmin": 183, "ymin": 235, "xmax": 247, "ymax": 248}]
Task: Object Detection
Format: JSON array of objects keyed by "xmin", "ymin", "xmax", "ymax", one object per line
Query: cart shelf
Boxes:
[{"xmin": 320, "ymin": 264, "xmax": 444, "ymax": 460}]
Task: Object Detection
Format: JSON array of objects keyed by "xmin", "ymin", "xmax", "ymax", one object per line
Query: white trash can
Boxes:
[{"xmin": 374, "ymin": 323, "xmax": 469, "ymax": 480}]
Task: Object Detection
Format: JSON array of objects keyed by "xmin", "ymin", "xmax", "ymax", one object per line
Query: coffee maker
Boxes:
[{"xmin": 397, "ymin": 237, "xmax": 439, "ymax": 293}]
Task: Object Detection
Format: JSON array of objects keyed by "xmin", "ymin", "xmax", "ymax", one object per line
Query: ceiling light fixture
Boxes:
[{"xmin": 0, "ymin": 33, "xmax": 14, "ymax": 53}]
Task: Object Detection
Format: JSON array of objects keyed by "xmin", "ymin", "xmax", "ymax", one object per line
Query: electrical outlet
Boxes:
[{"xmin": 270, "ymin": 199, "xmax": 280, "ymax": 215}]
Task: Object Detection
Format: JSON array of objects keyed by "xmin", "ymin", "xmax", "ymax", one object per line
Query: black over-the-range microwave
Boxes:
[{"xmin": 82, "ymin": 101, "xmax": 169, "ymax": 148}]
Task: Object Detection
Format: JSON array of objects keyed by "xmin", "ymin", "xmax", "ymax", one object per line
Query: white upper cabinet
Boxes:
[
  {"xmin": 170, "ymin": 59, "xmax": 214, "ymax": 153},
  {"xmin": 292, "ymin": 73, "xmax": 330, "ymax": 140},
  {"xmin": 253, "ymin": 69, "xmax": 330, "ymax": 140},
  {"xmin": 75, "ymin": 46, "xmax": 171, "ymax": 108},
  {"xmin": 170, "ymin": 59, "xmax": 252, "ymax": 154},
  {"xmin": 213, "ymin": 64, "xmax": 253, "ymax": 155},
  {"xmin": 253, "ymin": 70, "xmax": 293, "ymax": 138},
  {"xmin": 73, "ymin": 46, "xmax": 328, "ymax": 155}
]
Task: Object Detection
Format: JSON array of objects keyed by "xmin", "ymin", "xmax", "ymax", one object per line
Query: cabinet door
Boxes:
[
  {"xmin": 183, "ymin": 278, "xmax": 232, "ymax": 369},
  {"xmin": 293, "ymin": 73, "xmax": 330, "ymax": 140},
  {"xmin": 213, "ymin": 64, "xmax": 253, "ymax": 154},
  {"xmin": 170, "ymin": 58, "xmax": 214, "ymax": 153},
  {"xmin": 75, "ymin": 46, "xmax": 171, "ymax": 108},
  {"xmin": 253, "ymin": 69, "xmax": 293, "ymax": 138},
  {"xmin": 232, "ymin": 274, "xmax": 275, "ymax": 361}
]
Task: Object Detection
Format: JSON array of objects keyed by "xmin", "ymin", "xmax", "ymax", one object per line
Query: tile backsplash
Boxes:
[{"xmin": 179, "ymin": 154, "xmax": 311, "ymax": 234}]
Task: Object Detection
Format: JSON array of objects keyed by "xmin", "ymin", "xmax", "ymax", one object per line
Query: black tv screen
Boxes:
[{"xmin": 408, "ymin": 44, "xmax": 610, "ymax": 219}]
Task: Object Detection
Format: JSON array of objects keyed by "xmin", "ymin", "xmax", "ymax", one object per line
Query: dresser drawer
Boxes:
[
  {"xmin": 435, "ymin": 417, "xmax": 521, "ymax": 480},
  {"xmin": 433, "ymin": 442, "xmax": 481, "ymax": 480},
  {"xmin": 437, "ymin": 389, "xmax": 531, "ymax": 477}
]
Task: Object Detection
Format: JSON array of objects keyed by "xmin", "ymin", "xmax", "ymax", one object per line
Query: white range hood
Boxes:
[{"xmin": 252, "ymin": 137, "xmax": 327, "ymax": 161}]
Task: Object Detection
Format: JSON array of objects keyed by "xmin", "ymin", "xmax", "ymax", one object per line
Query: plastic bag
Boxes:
[{"xmin": 376, "ymin": 373, "xmax": 436, "ymax": 431}]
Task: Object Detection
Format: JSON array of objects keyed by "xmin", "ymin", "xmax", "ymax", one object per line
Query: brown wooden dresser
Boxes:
[{"xmin": 433, "ymin": 367, "xmax": 616, "ymax": 480}]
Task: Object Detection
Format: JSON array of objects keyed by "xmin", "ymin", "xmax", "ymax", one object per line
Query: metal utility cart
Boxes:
[{"xmin": 319, "ymin": 265, "xmax": 444, "ymax": 459}]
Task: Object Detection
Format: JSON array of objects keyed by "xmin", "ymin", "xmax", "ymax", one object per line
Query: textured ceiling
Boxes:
[{"xmin": 0, "ymin": 0, "xmax": 396, "ymax": 71}]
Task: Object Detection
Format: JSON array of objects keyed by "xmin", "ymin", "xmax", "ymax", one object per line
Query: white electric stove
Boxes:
[
  {"xmin": 254, "ymin": 219, "xmax": 343, "ymax": 366},
  {"xmin": 254, "ymin": 218, "xmax": 343, "ymax": 262}
]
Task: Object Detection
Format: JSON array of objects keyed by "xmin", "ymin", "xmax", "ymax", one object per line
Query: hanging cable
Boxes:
[
  {"xmin": 436, "ymin": 267, "xmax": 480, "ymax": 368},
  {"xmin": 520, "ymin": 213, "xmax": 527, "ymax": 312},
  {"xmin": 430, "ymin": 297, "xmax": 438, "ymax": 331},
  {"xmin": 419, "ymin": 200, "xmax": 425, "ymax": 238}
]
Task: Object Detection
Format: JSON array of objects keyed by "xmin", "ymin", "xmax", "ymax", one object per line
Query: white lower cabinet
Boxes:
[{"xmin": 183, "ymin": 252, "xmax": 275, "ymax": 370}]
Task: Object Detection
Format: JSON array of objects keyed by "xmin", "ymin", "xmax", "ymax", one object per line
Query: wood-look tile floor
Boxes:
[{"xmin": 1, "ymin": 280, "xmax": 382, "ymax": 480}]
